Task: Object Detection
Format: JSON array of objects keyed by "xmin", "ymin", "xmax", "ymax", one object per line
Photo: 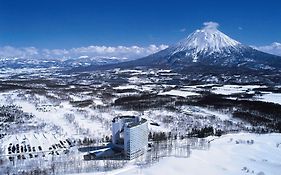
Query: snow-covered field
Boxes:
[
  {"xmin": 76, "ymin": 133, "xmax": 281, "ymax": 175},
  {"xmin": 254, "ymin": 92, "xmax": 281, "ymax": 105},
  {"xmin": 2, "ymin": 132, "xmax": 70, "ymax": 155},
  {"xmin": 158, "ymin": 89, "xmax": 200, "ymax": 97},
  {"xmin": 0, "ymin": 92, "xmax": 111, "ymax": 138},
  {"xmin": 211, "ymin": 85, "xmax": 265, "ymax": 95}
]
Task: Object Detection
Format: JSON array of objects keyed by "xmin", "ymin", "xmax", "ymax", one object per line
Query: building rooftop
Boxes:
[
  {"xmin": 112, "ymin": 116, "xmax": 147, "ymax": 129},
  {"xmin": 112, "ymin": 116, "xmax": 135, "ymax": 122},
  {"xmin": 127, "ymin": 118, "xmax": 147, "ymax": 128}
]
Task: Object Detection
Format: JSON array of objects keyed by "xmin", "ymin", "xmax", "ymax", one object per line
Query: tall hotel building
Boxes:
[{"xmin": 112, "ymin": 116, "xmax": 148, "ymax": 159}]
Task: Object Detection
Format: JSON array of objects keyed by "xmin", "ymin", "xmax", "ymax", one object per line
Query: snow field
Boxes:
[{"xmin": 106, "ymin": 133, "xmax": 281, "ymax": 175}]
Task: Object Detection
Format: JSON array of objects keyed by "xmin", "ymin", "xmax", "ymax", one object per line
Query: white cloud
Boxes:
[
  {"xmin": 0, "ymin": 46, "xmax": 39, "ymax": 58},
  {"xmin": 254, "ymin": 42, "xmax": 281, "ymax": 56},
  {"xmin": 203, "ymin": 21, "xmax": 219, "ymax": 30},
  {"xmin": 0, "ymin": 44, "xmax": 169, "ymax": 60},
  {"xmin": 180, "ymin": 28, "xmax": 186, "ymax": 32}
]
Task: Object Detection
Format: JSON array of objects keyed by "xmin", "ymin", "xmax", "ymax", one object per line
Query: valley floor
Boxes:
[{"xmin": 1, "ymin": 67, "xmax": 281, "ymax": 174}]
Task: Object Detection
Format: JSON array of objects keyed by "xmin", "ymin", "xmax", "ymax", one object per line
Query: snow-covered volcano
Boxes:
[
  {"xmin": 128, "ymin": 22, "xmax": 281, "ymax": 70},
  {"xmin": 171, "ymin": 22, "xmax": 243, "ymax": 62},
  {"xmin": 177, "ymin": 22, "xmax": 240, "ymax": 49},
  {"xmin": 75, "ymin": 22, "xmax": 281, "ymax": 75}
]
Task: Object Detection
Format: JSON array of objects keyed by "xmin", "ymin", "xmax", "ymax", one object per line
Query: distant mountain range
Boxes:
[
  {"xmin": 0, "ymin": 56, "xmax": 127, "ymax": 69},
  {"xmin": 2, "ymin": 23, "xmax": 281, "ymax": 84}
]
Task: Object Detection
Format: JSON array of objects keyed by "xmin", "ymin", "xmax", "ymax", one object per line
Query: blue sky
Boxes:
[{"xmin": 0, "ymin": 0, "xmax": 280, "ymax": 49}]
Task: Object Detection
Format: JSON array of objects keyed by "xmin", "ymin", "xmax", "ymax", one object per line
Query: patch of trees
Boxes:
[
  {"xmin": 189, "ymin": 94, "xmax": 281, "ymax": 117},
  {"xmin": 188, "ymin": 126, "xmax": 214, "ymax": 138},
  {"xmin": 77, "ymin": 135, "xmax": 111, "ymax": 146},
  {"xmin": 275, "ymin": 122, "xmax": 281, "ymax": 133},
  {"xmin": 13, "ymin": 168, "xmax": 48, "ymax": 175},
  {"xmin": 233, "ymin": 111, "xmax": 271, "ymax": 126},
  {"xmin": 149, "ymin": 132, "xmax": 171, "ymax": 141},
  {"xmin": 114, "ymin": 95, "xmax": 174, "ymax": 110},
  {"xmin": 114, "ymin": 94, "xmax": 155, "ymax": 105},
  {"xmin": 254, "ymin": 87, "xmax": 281, "ymax": 93},
  {"xmin": 70, "ymin": 99, "xmax": 93, "ymax": 108},
  {"xmin": 0, "ymin": 105, "xmax": 33, "ymax": 123},
  {"xmin": 0, "ymin": 83, "xmax": 31, "ymax": 91},
  {"xmin": 181, "ymin": 94, "xmax": 281, "ymax": 132},
  {"xmin": 115, "ymin": 89, "xmax": 138, "ymax": 93},
  {"xmin": 77, "ymin": 137, "xmax": 97, "ymax": 146},
  {"xmin": 148, "ymin": 128, "xmax": 220, "ymax": 142}
]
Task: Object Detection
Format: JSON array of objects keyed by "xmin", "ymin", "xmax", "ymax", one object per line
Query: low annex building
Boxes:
[{"xmin": 112, "ymin": 116, "xmax": 148, "ymax": 159}]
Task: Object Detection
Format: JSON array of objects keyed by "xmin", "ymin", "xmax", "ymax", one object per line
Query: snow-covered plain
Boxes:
[
  {"xmin": 158, "ymin": 90, "xmax": 200, "ymax": 97},
  {"xmin": 1, "ymin": 65, "xmax": 281, "ymax": 175},
  {"xmin": 211, "ymin": 85, "xmax": 264, "ymax": 95},
  {"xmin": 254, "ymin": 92, "xmax": 281, "ymax": 105}
]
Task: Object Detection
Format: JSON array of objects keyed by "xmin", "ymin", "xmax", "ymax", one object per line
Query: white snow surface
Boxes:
[
  {"xmin": 0, "ymin": 92, "xmax": 112, "ymax": 140},
  {"xmin": 211, "ymin": 85, "xmax": 264, "ymax": 95},
  {"xmin": 75, "ymin": 133, "xmax": 281, "ymax": 175},
  {"xmin": 158, "ymin": 90, "xmax": 200, "ymax": 97},
  {"xmin": 1, "ymin": 132, "xmax": 67, "ymax": 155},
  {"xmin": 173, "ymin": 23, "xmax": 242, "ymax": 62},
  {"xmin": 113, "ymin": 85, "xmax": 138, "ymax": 90},
  {"xmin": 254, "ymin": 92, "xmax": 281, "ymax": 105}
]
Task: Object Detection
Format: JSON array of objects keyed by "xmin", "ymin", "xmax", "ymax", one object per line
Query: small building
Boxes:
[
  {"xmin": 112, "ymin": 116, "xmax": 148, "ymax": 159},
  {"xmin": 83, "ymin": 147, "xmax": 116, "ymax": 160}
]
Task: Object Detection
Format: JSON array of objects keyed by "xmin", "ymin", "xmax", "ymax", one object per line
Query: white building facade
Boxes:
[{"xmin": 112, "ymin": 116, "xmax": 148, "ymax": 159}]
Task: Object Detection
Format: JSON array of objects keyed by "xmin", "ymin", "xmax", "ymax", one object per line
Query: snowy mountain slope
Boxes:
[
  {"xmin": 141, "ymin": 22, "xmax": 281, "ymax": 69},
  {"xmin": 171, "ymin": 22, "xmax": 242, "ymax": 62},
  {"xmin": 74, "ymin": 22, "xmax": 281, "ymax": 74}
]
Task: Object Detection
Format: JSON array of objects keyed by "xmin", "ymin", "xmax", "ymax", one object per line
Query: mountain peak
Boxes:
[
  {"xmin": 76, "ymin": 22, "xmax": 281, "ymax": 76},
  {"xmin": 172, "ymin": 22, "xmax": 242, "ymax": 62}
]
